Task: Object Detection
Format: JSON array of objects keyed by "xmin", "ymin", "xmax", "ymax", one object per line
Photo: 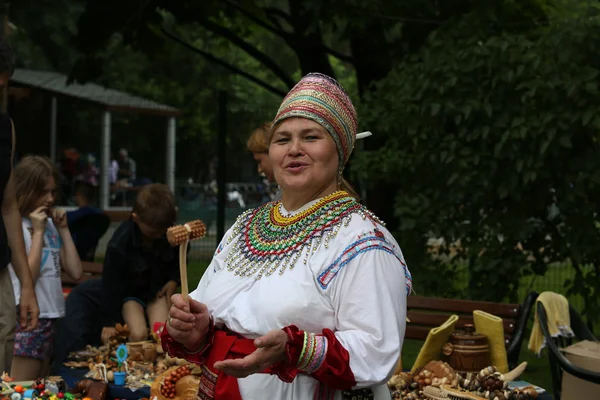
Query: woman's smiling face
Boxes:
[{"xmin": 269, "ymin": 118, "xmax": 339, "ymax": 200}]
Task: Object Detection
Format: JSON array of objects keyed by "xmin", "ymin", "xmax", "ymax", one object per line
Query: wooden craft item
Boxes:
[
  {"xmin": 167, "ymin": 220, "xmax": 206, "ymax": 300},
  {"xmin": 443, "ymin": 324, "xmax": 490, "ymax": 374},
  {"xmin": 72, "ymin": 379, "xmax": 109, "ymax": 400}
]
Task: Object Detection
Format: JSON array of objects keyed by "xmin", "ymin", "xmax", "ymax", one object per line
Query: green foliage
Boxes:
[
  {"xmin": 10, "ymin": 0, "xmax": 84, "ymax": 72},
  {"xmin": 9, "ymin": 2, "xmax": 288, "ymax": 183},
  {"xmin": 356, "ymin": 11, "xmax": 600, "ymax": 320}
]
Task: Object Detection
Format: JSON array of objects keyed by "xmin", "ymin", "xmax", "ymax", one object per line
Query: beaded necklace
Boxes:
[{"xmin": 224, "ymin": 190, "xmax": 382, "ymax": 279}]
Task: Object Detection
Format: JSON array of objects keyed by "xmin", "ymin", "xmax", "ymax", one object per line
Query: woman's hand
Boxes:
[
  {"xmin": 214, "ymin": 329, "xmax": 289, "ymax": 378},
  {"xmin": 51, "ymin": 208, "xmax": 68, "ymax": 230},
  {"xmin": 29, "ymin": 206, "xmax": 47, "ymax": 232},
  {"xmin": 167, "ymin": 294, "xmax": 211, "ymax": 351}
]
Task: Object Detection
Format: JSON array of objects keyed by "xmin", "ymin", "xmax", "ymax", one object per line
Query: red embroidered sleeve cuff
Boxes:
[
  {"xmin": 160, "ymin": 318, "xmax": 215, "ymax": 364},
  {"xmin": 269, "ymin": 325, "xmax": 301, "ymax": 382},
  {"xmin": 270, "ymin": 326, "xmax": 355, "ymax": 390}
]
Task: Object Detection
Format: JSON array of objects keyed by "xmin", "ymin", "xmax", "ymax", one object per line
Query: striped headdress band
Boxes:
[{"xmin": 272, "ymin": 73, "xmax": 358, "ymax": 168}]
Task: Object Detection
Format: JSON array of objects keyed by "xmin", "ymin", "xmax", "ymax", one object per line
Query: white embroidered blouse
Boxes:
[{"xmin": 190, "ymin": 193, "xmax": 412, "ymax": 400}]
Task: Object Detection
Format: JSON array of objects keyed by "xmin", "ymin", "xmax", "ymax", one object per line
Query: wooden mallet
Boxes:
[{"xmin": 167, "ymin": 220, "xmax": 206, "ymax": 300}]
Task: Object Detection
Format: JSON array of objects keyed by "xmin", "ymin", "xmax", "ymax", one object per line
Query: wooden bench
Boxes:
[
  {"xmin": 103, "ymin": 209, "xmax": 131, "ymax": 222},
  {"xmin": 62, "ymin": 261, "xmax": 103, "ymax": 295},
  {"xmin": 406, "ymin": 292, "xmax": 538, "ymax": 368}
]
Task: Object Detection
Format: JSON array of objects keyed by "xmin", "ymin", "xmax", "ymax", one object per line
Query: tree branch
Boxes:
[
  {"xmin": 322, "ymin": 44, "xmax": 354, "ymax": 63},
  {"xmin": 263, "ymin": 7, "xmax": 293, "ymax": 26},
  {"xmin": 227, "ymin": 2, "xmax": 353, "ymax": 64},
  {"xmin": 161, "ymin": 27, "xmax": 287, "ymax": 97},
  {"xmin": 196, "ymin": 17, "xmax": 295, "ymax": 89},
  {"xmin": 224, "ymin": 0, "xmax": 288, "ymax": 37}
]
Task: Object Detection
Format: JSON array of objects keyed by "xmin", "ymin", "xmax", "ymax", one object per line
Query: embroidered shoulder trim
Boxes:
[
  {"xmin": 224, "ymin": 191, "xmax": 383, "ymax": 279},
  {"xmin": 318, "ymin": 230, "xmax": 412, "ymax": 295}
]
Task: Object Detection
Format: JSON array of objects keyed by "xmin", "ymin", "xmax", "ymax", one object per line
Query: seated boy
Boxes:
[{"xmin": 100, "ymin": 184, "xmax": 180, "ymax": 343}]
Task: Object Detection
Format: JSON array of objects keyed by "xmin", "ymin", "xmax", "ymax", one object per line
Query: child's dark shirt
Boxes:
[{"xmin": 101, "ymin": 218, "xmax": 180, "ymax": 327}]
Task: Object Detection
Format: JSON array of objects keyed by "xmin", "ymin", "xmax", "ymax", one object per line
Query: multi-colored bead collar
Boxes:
[{"xmin": 224, "ymin": 191, "xmax": 382, "ymax": 279}]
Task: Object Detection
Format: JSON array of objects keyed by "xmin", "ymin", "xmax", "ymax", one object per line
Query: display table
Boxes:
[
  {"xmin": 59, "ymin": 367, "xmax": 150, "ymax": 400},
  {"xmin": 60, "ymin": 367, "xmax": 553, "ymax": 400}
]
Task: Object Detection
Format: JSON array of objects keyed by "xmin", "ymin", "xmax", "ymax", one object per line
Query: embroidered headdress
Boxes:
[{"xmin": 272, "ymin": 73, "xmax": 360, "ymax": 168}]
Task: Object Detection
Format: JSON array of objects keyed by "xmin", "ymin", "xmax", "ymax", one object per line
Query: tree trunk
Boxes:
[
  {"xmin": 285, "ymin": 0, "xmax": 335, "ymax": 77},
  {"xmin": 349, "ymin": 23, "xmax": 398, "ymax": 230}
]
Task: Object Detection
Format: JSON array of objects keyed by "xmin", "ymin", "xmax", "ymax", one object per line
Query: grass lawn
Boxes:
[{"xmin": 188, "ymin": 260, "xmax": 211, "ymax": 289}]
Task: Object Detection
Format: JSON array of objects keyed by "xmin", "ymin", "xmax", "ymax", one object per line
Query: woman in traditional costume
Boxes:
[{"xmin": 161, "ymin": 73, "xmax": 412, "ymax": 400}]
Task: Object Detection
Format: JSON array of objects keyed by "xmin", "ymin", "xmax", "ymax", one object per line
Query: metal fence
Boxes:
[{"xmin": 95, "ymin": 181, "xmax": 276, "ymax": 260}]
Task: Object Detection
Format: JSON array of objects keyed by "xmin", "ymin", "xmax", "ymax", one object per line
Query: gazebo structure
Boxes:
[{"xmin": 9, "ymin": 69, "xmax": 181, "ymax": 209}]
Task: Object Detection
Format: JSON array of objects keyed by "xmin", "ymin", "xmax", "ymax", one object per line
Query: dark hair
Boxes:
[
  {"xmin": 0, "ymin": 39, "xmax": 15, "ymax": 77},
  {"xmin": 133, "ymin": 184, "xmax": 177, "ymax": 231},
  {"xmin": 75, "ymin": 181, "xmax": 97, "ymax": 204},
  {"xmin": 14, "ymin": 156, "xmax": 60, "ymax": 215}
]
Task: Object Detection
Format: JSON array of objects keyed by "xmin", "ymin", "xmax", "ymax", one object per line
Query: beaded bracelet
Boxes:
[{"xmin": 296, "ymin": 332, "xmax": 328, "ymax": 373}]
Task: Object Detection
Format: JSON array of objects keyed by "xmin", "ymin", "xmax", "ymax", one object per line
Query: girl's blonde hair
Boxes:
[{"xmin": 14, "ymin": 155, "xmax": 60, "ymax": 215}]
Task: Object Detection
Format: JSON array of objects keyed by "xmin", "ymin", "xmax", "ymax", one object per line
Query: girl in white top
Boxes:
[{"xmin": 8, "ymin": 156, "xmax": 82, "ymax": 380}]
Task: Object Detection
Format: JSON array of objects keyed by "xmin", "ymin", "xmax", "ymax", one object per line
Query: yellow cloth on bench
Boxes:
[
  {"xmin": 473, "ymin": 310, "xmax": 509, "ymax": 373},
  {"xmin": 528, "ymin": 291, "xmax": 574, "ymax": 356},
  {"xmin": 411, "ymin": 315, "xmax": 459, "ymax": 372}
]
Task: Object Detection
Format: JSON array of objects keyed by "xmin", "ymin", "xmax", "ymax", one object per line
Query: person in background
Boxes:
[
  {"xmin": 247, "ymin": 122, "xmax": 275, "ymax": 183},
  {"xmin": 109, "ymin": 153, "xmax": 119, "ymax": 186},
  {"xmin": 9, "ymin": 156, "xmax": 82, "ymax": 380},
  {"xmin": 117, "ymin": 148, "xmax": 137, "ymax": 183},
  {"xmin": 59, "ymin": 148, "xmax": 80, "ymax": 200},
  {"xmin": 79, "ymin": 153, "xmax": 99, "ymax": 187},
  {"xmin": 66, "ymin": 181, "xmax": 106, "ymax": 261},
  {"xmin": 100, "ymin": 184, "xmax": 180, "ymax": 344},
  {"xmin": 0, "ymin": 38, "xmax": 39, "ymax": 375},
  {"xmin": 66, "ymin": 181, "xmax": 102, "ymax": 226}
]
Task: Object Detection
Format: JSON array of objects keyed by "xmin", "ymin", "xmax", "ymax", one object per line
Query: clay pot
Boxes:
[
  {"xmin": 127, "ymin": 340, "xmax": 153, "ymax": 362},
  {"xmin": 443, "ymin": 324, "xmax": 490, "ymax": 373},
  {"xmin": 143, "ymin": 343, "xmax": 158, "ymax": 362}
]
